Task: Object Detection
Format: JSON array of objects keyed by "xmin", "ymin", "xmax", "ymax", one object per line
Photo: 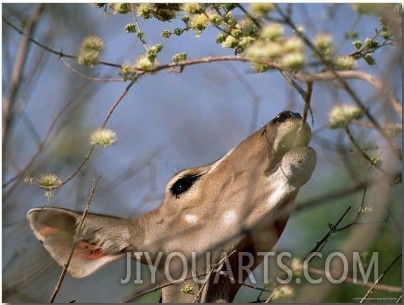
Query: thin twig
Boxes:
[
  {"xmin": 59, "ymin": 56, "xmax": 124, "ymax": 82},
  {"xmin": 49, "ymin": 175, "xmax": 101, "ymax": 303},
  {"xmin": 265, "ymin": 282, "xmax": 282, "ymax": 303},
  {"xmin": 2, "ymin": 14, "xmax": 121, "ymax": 68},
  {"xmin": 360, "ymin": 253, "xmax": 402, "ymax": 303},
  {"xmin": 295, "ymin": 70, "xmax": 402, "ymax": 118},
  {"xmin": 280, "ymin": 70, "xmax": 307, "ymax": 102},
  {"xmin": 306, "ymin": 267, "xmax": 402, "ymax": 293},
  {"xmin": 301, "ymin": 81, "xmax": 313, "ymax": 127},
  {"xmin": 344, "ymin": 125, "xmax": 385, "ymax": 174},
  {"xmin": 2, "ymin": 81, "xmax": 90, "ymax": 197},
  {"xmin": 275, "ymin": 6, "xmax": 402, "ymax": 160},
  {"xmin": 303, "ymin": 206, "xmax": 352, "ymax": 262},
  {"xmin": 335, "ymin": 188, "xmax": 367, "ymax": 231},
  {"xmin": 58, "ymin": 81, "xmax": 135, "ymax": 188},
  {"xmin": 101, "ymin": 81, "xmax": 135, "ymax": 128},
  {"xmin": 193, "ymin": 250, "xmax": 236, "ymax": 303},
  {"xmin": 3, "ymin": 16, "xmax": 283, "ymax": 77},
  {"xmin": 236, "ymin": 4, "xmax": 261, "ymax": 28},
  {"xmin": 130, "ymin": 4, "xmax": 148, "ymax": 48}
]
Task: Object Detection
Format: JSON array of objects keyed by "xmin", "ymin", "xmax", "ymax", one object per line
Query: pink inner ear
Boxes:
[
  {"xmin": 74, "ymin": 241, "xmax": 108, "ymax": 260},
  {"xmin": 38, "ymin": 226, "xmax": 61, "ymax": 237},
  {"xmin": 37, "ymin": 224, "xmax": 109, "ymax": 261}
]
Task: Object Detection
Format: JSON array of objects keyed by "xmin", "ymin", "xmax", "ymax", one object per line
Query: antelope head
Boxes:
[{"xmin": 28, "ymin": 111, "xmax": 316, "ymax": 302}]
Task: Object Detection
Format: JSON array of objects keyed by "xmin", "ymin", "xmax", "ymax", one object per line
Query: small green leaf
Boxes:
[{"xmin": 172, "ymin": 53, "xmax": 187, "ymax": 63}]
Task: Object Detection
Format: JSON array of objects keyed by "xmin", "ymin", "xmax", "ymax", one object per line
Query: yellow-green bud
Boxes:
[
  {"xmin": 24, "ymin": 169, "xmax": 36, "ymax": 186},
  {"xmin": 137, "ymin": 3, "xmax": 153, "ymax": 19},
  {"xmin": 172, "ymin": 53, "xmax": 187, "ymax": 63},
  {"xmin": 182, "ymin": 3, "xmax": 202, "ymax": 14},
  {"xmin": 283, "ymin": 38, "xmax": 304, "ymax": 54},
  {"xmin": 272, "ymin": 285, "xmax": 294, "ymax": 300},
  {"xmin": 180, "ymin": 284, "xmax": 194, "ymax": 294},
  {"xmin": 294, "ymin": 24, "xmax": 306, "ymax": 36},
  {"xmin": 370, "ymin": 156, "xmax": 383, "ymax": 168},
  {"xmin": 335, "ymin": 55, "xmax": 357, "ymax": 70},
  {"xmin": 239, "ymin": 36, "xmax": 255, "ymax": 49},
  {"xmin": 313, "ymin": 33, "xmax": 333, "ymax": 57},
  {"xmin": 260, "ymin": 23, "xmax": 284, "ymax": 41},
  {"xmin": 90, "ymin": 128, "xmax": 117, "ymax": 147},
  {"xmin": 39, "ymin": 174, "xmax": 61, "ymax": 190},
  {"xmin": 77, "ymin": 35, "xmax": 104, "ymax": 67},
  {"xmin": 189, "ymin": 13, "xmax": 210, "ymax": 31},
  {"xmin": 240, "ymin": 18, "xmax": 259, "ymax": 37},
  {"xmin": 207, "ymin": 11, "xmax": 221, "ymax": 27},
  {"xmin": 245, "ymin": 41, "xmax": 281, "ymax": 61},
  {"xmin": 291, "ymin": 258, "xmax": 303, "ymax": 276},
  {"xmin": 125, "ymin": 23, "xmax": 136, "ymax": 33},
  {"xmin": 222, "ymin": 35, "xmax": 238, "ymax": 48},
  {"xmin": 363, "ymin": 53, "xmax": 375, "ymax": 65},
  {"xmin": 120, "ymin": 63, "xmax": 137, "ymax": 80},
  {"xmin": 249, "ymin": 3, "xmax": 275, "ymax": 17},
  {"xmin": 281, "ymin": 52, "xmax": 305, "ymax": 70},
  {"xmin": 109, "ymin": 3, "xmax": 131, "ymax": 14},
  {"xmin": 329, "ymin": 104, "xmax": 363, "ymax": 129},
  {"xmin": 353, "ymin": 40, "xmax": 362, "ymax": 50},
  {"xmin": 136, "ymin": 56, "xmax": 154, "ymax": 70}
]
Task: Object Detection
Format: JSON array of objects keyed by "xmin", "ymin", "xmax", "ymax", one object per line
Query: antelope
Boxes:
[{"xmin": 28, "ymin": 111, "xmax": 316, "ymax": 302}]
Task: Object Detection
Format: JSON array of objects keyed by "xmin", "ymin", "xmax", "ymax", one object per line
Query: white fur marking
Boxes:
[
  {"xmin": 184, "ymin": 214, "xmax": 198, "ymax": 224},
  {"xmin": 222, "ymin": 210, "xmax": 236, "ymax": 224}
]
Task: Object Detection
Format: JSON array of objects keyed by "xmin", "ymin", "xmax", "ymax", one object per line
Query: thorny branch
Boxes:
[{"xmin": 303, "ymin": 206, "xmax": 353, "ymax": 262}]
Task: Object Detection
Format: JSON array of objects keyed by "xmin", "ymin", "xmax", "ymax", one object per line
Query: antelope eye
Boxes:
[
  {"xmin": 171, "ymin": 174, "xmax": 201, "ymax": 198},
  {"xmin": 273, "ymin": 111, "xmax": 301, "ymax": 123}
]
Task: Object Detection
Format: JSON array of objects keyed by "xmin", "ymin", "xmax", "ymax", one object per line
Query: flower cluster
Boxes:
[
  {"xmin": 77, "ymin": 35, "xmax": 104, "ymax": 67},
  {"xmin": 136, "ymin": 44, "xmax": 163, "ymax": 70},
  {"xmin": 38, "ymin": 174, "xmax": 62, "ymax": 190},
  {"xmin": 246, "ymin": 23, "xmax": 305, "ymax": 71},
  {"xmin": 90, "ymin": 128, "xmax": 117, "ymax": 147},
  {"xmin": 94, "ymin": 3, "xmax": 399, "ymax": 76},
  {"xmin": 329, "ymin": 104, "xmax": 363, "ymax": 129}
]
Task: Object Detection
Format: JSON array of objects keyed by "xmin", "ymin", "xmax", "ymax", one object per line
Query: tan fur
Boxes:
[{"xmin": 28, "ymin": 111, "xmax": 316, "ymax": 302}]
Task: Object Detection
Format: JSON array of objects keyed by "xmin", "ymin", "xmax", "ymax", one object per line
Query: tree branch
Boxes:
[
  {"xmin": 49, "ymin": 175, "xmax": 101, "ymax": 303},
  {"xmin": 3, "ymin": 5, "xmax": 44, "ymax": 155}
]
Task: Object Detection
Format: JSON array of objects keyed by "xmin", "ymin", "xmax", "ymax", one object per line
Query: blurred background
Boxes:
[{"xmin": 2, "ymin": 3, "xmax": 402, "ymax": 303}]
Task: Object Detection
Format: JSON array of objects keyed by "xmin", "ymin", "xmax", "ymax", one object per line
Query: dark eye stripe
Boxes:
[{"xmin": 170, "ymin": 174, "xmax": 201, "ymax": 198}]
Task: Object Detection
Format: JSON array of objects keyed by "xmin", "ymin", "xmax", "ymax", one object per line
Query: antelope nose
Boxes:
[{"xmin": 273, "ymin": 111, "xmax": 302, "ymax": 123}]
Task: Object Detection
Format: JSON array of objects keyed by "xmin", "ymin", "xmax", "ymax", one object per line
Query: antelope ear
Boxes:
[{"xmin": 27, "ymin": 207, "xmax": 133, "ymax": 278}]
